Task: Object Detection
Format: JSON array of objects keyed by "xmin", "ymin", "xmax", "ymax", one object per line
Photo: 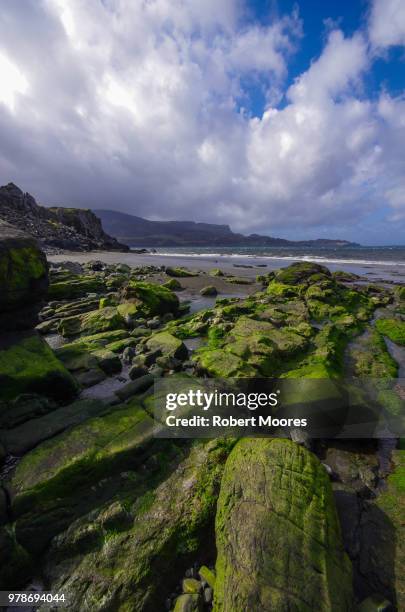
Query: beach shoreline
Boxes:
[{"xmin": 48, "ymin": 248, "xmax": 405, "ymax": 283}]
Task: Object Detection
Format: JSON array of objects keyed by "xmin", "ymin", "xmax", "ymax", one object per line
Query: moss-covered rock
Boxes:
[
  {"xmin": 196, "ymin": 316, "xmax": 308, "ymax": 378},
  {"xmin": 0, "ymin": 525, "xmax": 33, "ymax": 589},
  {"xmin": 350, "ymin": 329, "xmax": 398, "ymax": 380},
  {"xmin": 200, "ymin": 285, "xmax": 218, "ymax": 296},
  {"xmin": 174, "ymin": 593, "xmax": 203, "ymax": 611},
  {"xmin": 199, "ymin": 565, "xmax": 216, "ymax": 588},
  {"xmin": 375, "ymin": 447, "xmax": 405, "ymax": 609},
  {"xmin": 267, "ymin": 280, "xmax": 300, "ymax": 298},
  {"xmin": 146, "ymin": 331, "xmax": 188, "ymax": 361},
  {"xmin": 0, "ymin": 399, "xmax": 107, "ymax": 455},
  {"xmin": 0, "ymin": 221, "xmax": 48, "ymax": 330},
  {"xmin": 275, "ymin": 262, "xmax": 331, "ymax": 285},
  {"xmin": 395, "ymin": 286, "xmax": 405, "ymax": 303},
  {"xmin": 0, "ymin": 332, "xmax": 78, "ymax": 403},
  {"xmin": 10, "ymin": 401, "xmax": 156, "ymax": 549},
  {"xmin": 225, "ymin": 276, "xmax": 253, "ymax": 285},
  {"xmin": 164, "ymin": 278, "xmax": 183, "ymax": 291},
  {"xmin": 214, "ymin": 438, "xmax": 352, "ymax": 611},
  {"xmin": 375, "ymin": 318, "xmax": 405, "ymax": 346},
  {"xmin": 120, "ymin": 281, "xmax": 179, "ymax": 318},
  {"xmin": 48, "ymin": 275, "xmax": 105, "ymax": 300},
  {"xmin": 332, "ymin": 270, "xmax": 360, "ymax": 282},
  {"xmin": 166, "ymin": 267, "xmax": 198, "ymax": 278},
  {"xmin": 58, "ymin": 306, "xmax": 126, "ymax": 338},
  {"xmin": 209, "ymin": 268, "xmax": 224, "ymax": 277},
  {"xmin": 37, "ymin": 439, "xmax": 235, "ymax": 610}
]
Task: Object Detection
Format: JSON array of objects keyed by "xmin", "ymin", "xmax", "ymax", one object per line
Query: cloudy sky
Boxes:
[{"xmin": 0, "ymin": 0, "xmax": 405, "ymax": 244}]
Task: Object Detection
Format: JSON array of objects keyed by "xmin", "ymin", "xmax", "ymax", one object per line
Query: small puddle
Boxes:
[
  {"xmin": 80, "ymin": 365, "xmax": 131, "ymax": 400},
  {"xmin": 184, "ymin": 292, "xmax": 245, "ymax": 315},
  {"xmin": 184, "ymin": 337, "xmax": 203, "ymax": 353}
]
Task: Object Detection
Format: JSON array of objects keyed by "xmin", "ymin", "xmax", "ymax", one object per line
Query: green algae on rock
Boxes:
[
  {"xmin": 214, "ymin": 438, "xmax": 353, "ymax": 611},
  {"xmin": 375, "ymin": 446, "xmax": 405, "ymax": 609},
  {"xmin": 209, "ymin": 268, "xmax": 224, "ymax": 277},
  {"xmin": 36, "ymin": 439, "xmax": 235, "ymax": 611},
  {"xmin": 120, "ymin": 281, "xmax": 180, "ymax": 317},
  {"xmin": 145, "ymin": 331, "xmax": 188, "ymax": 361},
  {"xmin": 58, "ymin": 306, "xmax": 126, "ymax": 338},
  {"xmin": 10, "ymin": 402, "xmax": 157, "ymax": 554},
  {"xmin": 0, "ymin": 398, "xmax": 108, "ymax": 455},
  {"xmin": 375, "ymin": 318, "xmax": 405, "ymax": 346},
  {"xmin": 350, "ymin": 328, "xmax": 398, "ymax": 380},
  {"xmin": 0, "ymin": 222, "xmax": 48, "ymax": 309},
  {"xmin": 164, "ymin": 278, "xmax": 183, "ymax": 291},
  {"xmin": 48, "ymin": 275, "xmax": 105, "ymax": 300},
  {"xmin": 0, "ymin": 332, "xmax": 78, "ymax": 403},
  {"xmin": 166, "ymin": 267, "xmax": 199, "ymax": 278},
  {"xmin": 0, "ymin": 220, "xmax": 48, "ymax": 330}
]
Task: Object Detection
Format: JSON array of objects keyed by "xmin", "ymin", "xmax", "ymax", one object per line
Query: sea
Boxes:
[{"xmin": 142, "ymin": 245, "xmax": 405, "ymax": 282}]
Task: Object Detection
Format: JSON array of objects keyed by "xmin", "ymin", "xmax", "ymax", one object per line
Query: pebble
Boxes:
[{"xmin": 204, "ymin": 587, "xmax": 213, "ymax": 604}]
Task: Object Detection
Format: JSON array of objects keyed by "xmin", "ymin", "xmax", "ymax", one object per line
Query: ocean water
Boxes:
[
  {"xmin": 145, "ymin": 245, "xmax": 405, "ymax": 281},
  {"xmin": 152, "ymin": 245, "xmax": 405, "ymax": 267}
]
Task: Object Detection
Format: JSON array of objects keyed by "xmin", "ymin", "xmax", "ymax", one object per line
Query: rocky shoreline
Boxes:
[{"xmin": 0, "ymin": 226, "xmax": 404, "ymax": 611}]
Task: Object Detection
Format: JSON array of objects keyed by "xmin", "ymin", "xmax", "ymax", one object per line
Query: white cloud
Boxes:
[
  {"xmin": 369, "ymin": 0, "xmax": 405, "ymax": 49},
  {"xmin": 0, "ymin": 0, "xmax": 404, "ymax": 243},
  {"xmin": 0, "ymin": 53, "xmax": 28, "ymax": 111}
]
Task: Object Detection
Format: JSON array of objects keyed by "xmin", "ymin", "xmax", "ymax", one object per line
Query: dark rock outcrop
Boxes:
[
  {"xmin": 0, "ymin": 219, "xmax": 48, "ymax": 330},
  {"xmin": 0, "ymin": 224, "xmax": 77, "ymax": 407},
  {"xmin": 0, "ymin": 183, "xmax": 129, "ymax": 253}
]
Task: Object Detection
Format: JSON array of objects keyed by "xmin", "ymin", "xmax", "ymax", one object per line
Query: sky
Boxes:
[{"xmin": 0, "ymin": 0, "xmax": 404, "ymax": 245}]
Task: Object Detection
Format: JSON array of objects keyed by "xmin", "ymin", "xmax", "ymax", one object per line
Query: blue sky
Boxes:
[
  {"xmin": 0, "ymin": 0, "xmax": 404, "ymax": 244},
  {"xmin": 244, "ymin": 0, "xmax": 405, "ymax": 116}
]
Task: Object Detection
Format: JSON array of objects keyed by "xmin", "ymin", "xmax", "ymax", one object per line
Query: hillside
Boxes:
[{"xmin": 95, "ymin": 208, "xmax": 359, "ymax": 248}]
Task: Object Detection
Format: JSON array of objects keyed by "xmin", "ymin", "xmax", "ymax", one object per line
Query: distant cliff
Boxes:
[
  {"xmin": 95, "ymin": 209, "xmax": 359, "ymax": 248},
  {"xmin": 0, "ymin": 183, "xmax": 129, "ymax": 252}
]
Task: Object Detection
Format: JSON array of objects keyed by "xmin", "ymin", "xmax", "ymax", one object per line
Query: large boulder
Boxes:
[
  {"xmin": 0, "ymin": 331, "xmax": 78, "ymax": 404},
  {"xmin": 275, "ymin": 262, "xmax": 331, "ymax": 285},
  {"xmin": 120, "ymin": 281, "xmax": 179, "ymax": 317},
  {"xmin": 214, "ymin": 438, "xmax": 353, "ymax": 611},
  {"xmin": 0, "ymin": 220, "xmax": 48, "ymax": 330}
]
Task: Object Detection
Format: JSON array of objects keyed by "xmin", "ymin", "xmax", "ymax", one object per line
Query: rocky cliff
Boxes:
[{"xmin": 0, "ymin": 183, "xmax": 129, "ymax": 253}]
